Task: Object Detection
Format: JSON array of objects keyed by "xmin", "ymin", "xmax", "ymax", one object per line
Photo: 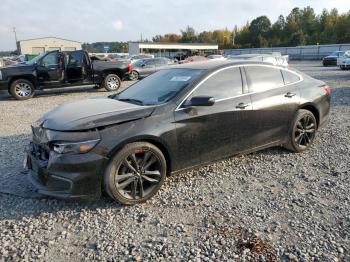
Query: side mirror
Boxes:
[{"xmin": 184, "ymin": 96, "xmax": 215, "ymax": 107}]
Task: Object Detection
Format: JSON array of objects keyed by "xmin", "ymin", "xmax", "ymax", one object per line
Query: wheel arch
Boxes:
[
  {"xmin": 107, "ymin": 135, "xmax": 173, "ymax": 175},
  {"xmin": 8, "ymin": 75, "xmax": 37, "ymax": 91},
  {"xmin": 102, "ymin": 69, "xmax": 124, "ymax": 80},
  {"xmin": 299, "ymin": 103, "xmax": 320, "ymax": 128}
]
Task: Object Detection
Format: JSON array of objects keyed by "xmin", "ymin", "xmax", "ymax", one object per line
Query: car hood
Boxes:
[
  {"xmin": 41, "ymin": 98, "xmax": 156, "ymax": 131},
  {"xmin": 1, "ymin": 63, "xmax": 35, "ymax": 73}
]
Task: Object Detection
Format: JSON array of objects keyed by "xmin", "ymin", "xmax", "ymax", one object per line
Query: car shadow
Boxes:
[{"xmin": 0, "ymin": 131, "xmax": 294, "ymax": 221}]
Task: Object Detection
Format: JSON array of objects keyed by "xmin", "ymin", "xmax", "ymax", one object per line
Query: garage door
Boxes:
[
  {"xmin": 48, "ymin": 47, "xmax": 61, "ymax": 51},
  {"xmin": 32, "ymin": 47, "xmax": 45, "ymax": 54},
  {"xmin": 64, "ymin": 47, "xmax": 76, "ymax": 51}
]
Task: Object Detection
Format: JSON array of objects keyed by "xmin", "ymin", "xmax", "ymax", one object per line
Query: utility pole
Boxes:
[{"xmin": 13, "ymin": 27, "xmax": 18, "ymax": 53}]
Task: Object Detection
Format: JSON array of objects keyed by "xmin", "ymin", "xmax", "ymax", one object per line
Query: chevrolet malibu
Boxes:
[{"xmin": 25, "ymin": 61, "xmax": 331, "ymax": 205}]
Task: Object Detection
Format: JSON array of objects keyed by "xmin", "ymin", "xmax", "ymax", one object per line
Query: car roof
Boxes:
[
  {"xmin": 168, "ymin": 60, "xmax": 281, "ymax": 70},
  {"xmin": 229, "ymin": 53, "xmax": 282, "ymax": 58}
]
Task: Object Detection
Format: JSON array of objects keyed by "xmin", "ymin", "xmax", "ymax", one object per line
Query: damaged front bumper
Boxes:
[{"xmin": 25, "ymin": 127, "xmax": 108, "ymax": 200}]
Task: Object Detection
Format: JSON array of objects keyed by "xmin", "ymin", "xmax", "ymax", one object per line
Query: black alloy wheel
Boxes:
[
  {"xmin": 104, "ymin": 142, "xmax": 166, "ymax": 204},
  {"xmin": 285, "ymin": 109, "xmax": 317, "ymax": 153}
]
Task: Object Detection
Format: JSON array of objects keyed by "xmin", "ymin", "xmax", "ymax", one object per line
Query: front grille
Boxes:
[{"xmin": 31, "ymin": 142, "xmax": 50, "ymax": 161}]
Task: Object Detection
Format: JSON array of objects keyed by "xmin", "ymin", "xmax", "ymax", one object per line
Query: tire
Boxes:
[
  {"xmin": 129, "ymin": 70, "xmax": 139, "ymax": 81},
  {"xmin": 103, "ymin": 74, "xmax": 121, "ymax": 92},
  {"xmin": 284, "ymin": 109, "xmax": 317, "ymax": 153},
  {"xmin": 104, "ymin": 142, "xmax": 167, "ymax": 205},
  {"xmin": 9, "ymin": 79, "xmax": 35, "ymax": 100}
]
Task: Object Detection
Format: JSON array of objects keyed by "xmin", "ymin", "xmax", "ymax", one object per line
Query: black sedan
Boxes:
[
  {"xmin": 322, "ymin": 51, "xmax": 344, "ymax": 66},
  {"xmin": 25, "ymin": 61, "xmax": 331, "ymax": 204}
]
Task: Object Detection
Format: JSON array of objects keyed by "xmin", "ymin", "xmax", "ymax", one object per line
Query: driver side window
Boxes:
[
  {"xmin": 40, "ymin": 52, "xmax": 58, "ymax": 66},
  {"xmin": 192, "ymin": 67, "xmax": 243, "ymax": 100}
]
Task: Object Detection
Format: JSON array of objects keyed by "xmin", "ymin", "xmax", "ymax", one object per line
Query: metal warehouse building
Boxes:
[
  {"xmin": 128, "ymin": 42, "xmax": 218, "ymax": 55},
  {"xmin": 17, "ymin": 37, "xmax": 82, "ymax": 55}
]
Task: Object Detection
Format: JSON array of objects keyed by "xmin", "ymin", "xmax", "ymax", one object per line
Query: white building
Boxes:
[
  {"xmin": 17, "ymin": 37, "xmax": 82, "ymax": 55},
  {"xmin": 128, "ymin": 42, "xmax": 218, "ymax": 55}
]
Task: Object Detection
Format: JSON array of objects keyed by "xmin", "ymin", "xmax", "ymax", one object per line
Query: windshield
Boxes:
[
  {"xmin": 329, "ymin": 51, "xmax": 344, "ymax": 57},
  {"xmin": 26, "ymin": 53, "xmax": 46, "ymax": 65},
  {"xmin": 114, "ymin": 69, "xmax": 203, "ymax": 105}
]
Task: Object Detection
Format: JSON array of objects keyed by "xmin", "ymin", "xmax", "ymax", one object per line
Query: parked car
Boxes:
[
  {"xmin": 207, "ymin": 54, "xmax": 226, "ymax": 60},
  {"xmin": 130, "ymin": 54, "xmax": 154, "ymax": 62},
  {"xmin": 0, "ymin": 50, "xmax": 132, "ymax": 100},
  {"xmin": 173, "ymin": 53, "xmax": 188, "ymax": 62},
  {"xmin": 128, "ymin": 57, "xmax": 175, "ymax": 80},
  {"xmin": 337, "ymin": 51, "xmax": 350, "ymax": 70},
  {"xmin": 323, "ymin": 51, "xmax": 345, "ymax": 66},
  {"xmin": 25, "ymin": 60, "xmax": 330, "ymax": 204},
  {"xmin": 226, "ymin": 53, "xmax": 289, "ymax": 67},
  {"xmin": 179, "ymin": 56, "xmax": 208, "ymax": 64}
]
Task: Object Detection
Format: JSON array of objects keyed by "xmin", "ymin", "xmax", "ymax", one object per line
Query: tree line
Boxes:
[{"xmin": 152, "ymin": 7, "xmax": 350, "ymax": 49}]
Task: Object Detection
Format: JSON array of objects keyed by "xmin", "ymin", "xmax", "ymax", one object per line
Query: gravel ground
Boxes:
[{"xmin": 0, "ymin": 61, "xmax": 349, "ymax": 261}]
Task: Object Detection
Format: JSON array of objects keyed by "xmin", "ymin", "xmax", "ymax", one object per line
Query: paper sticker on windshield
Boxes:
[{"xmin": 170, "ymin": 76, "xmax": 191, "ymax": 82}]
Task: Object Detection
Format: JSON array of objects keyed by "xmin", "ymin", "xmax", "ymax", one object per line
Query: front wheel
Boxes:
[
  {"xmin": 104, "ymin": 142, "xmax": 167, "ymax": 205},
  {"xmin": 103, "ymin": 74, "xmax": 121, "ymax": 92},
  {"xmin": 9, "ymin": 79, "xmax": 35, "ymax": 100},
  {"xmin": 284, "ymin": 109, "xmax": 317, "ymax": 153}
]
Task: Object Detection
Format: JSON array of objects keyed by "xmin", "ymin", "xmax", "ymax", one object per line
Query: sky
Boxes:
[{"xmin": 0, "ymin": 0, "xmax": 349, "ymax": 51}]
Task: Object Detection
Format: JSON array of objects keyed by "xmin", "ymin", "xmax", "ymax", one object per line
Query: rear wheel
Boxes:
[
  {"xmin": 129, "ymin": 70, "xmax": 139, "ymax": 81},
  {"xmin": 103, "ymin": 74, "xmax": 121, "ymax": 92},
  {"xmin": 104, "ymin": 142, "xmax": 167, "ymax": 205},
  {"xmin": 285, "ymin": 109, "xmax": 317, "ymax": 153},
  {"xmin": 9, "ymin": 79, "xmax": 35, "ymax": 100}
]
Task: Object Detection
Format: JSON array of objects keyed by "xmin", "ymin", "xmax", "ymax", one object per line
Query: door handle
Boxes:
[
  {"xmin": 285, "ymin": 92, "xmax": 296, "ymax": 98},
  {"xmin": 236, "ymin": 103, "xmax": 249, "ymax": 109}
]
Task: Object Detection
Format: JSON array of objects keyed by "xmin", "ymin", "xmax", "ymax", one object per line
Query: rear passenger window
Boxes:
[
  {"xmin": 68, "ymin": 51, "xmax": 83, "ymax": 66},
  {"xmin": 282, "ymin": 70, "xmax": 301, "ymax": 85},
  {"xmin": 245, "ymin": 66, "xmax": 284, "ymax": 92},
  {"xmin": 192, "ymin": 67, "xmax": 243, "ymax": 100}
]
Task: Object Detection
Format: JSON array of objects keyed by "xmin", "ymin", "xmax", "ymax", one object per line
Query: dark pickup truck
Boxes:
[{"xmin": 0, "ymin": 50, "xmax": 132, "ymax": 100}]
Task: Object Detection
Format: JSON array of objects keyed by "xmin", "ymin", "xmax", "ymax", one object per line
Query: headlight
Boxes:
[
  {"xmin": 52, "ymin": 139, "xmax": 100, "ymax": 154},
  {"xmin": 0, "ymin": 70, "xmax": 3, "ymax": 80}
]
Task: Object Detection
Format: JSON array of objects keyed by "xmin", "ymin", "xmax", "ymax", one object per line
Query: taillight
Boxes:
[
  {"xmin": 128, "ymin": 63, "xmax": 133, "ymax": 73},
  {"xmin": 324, "ymin": 85, "xmax": 331, "ymax": 95}
]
